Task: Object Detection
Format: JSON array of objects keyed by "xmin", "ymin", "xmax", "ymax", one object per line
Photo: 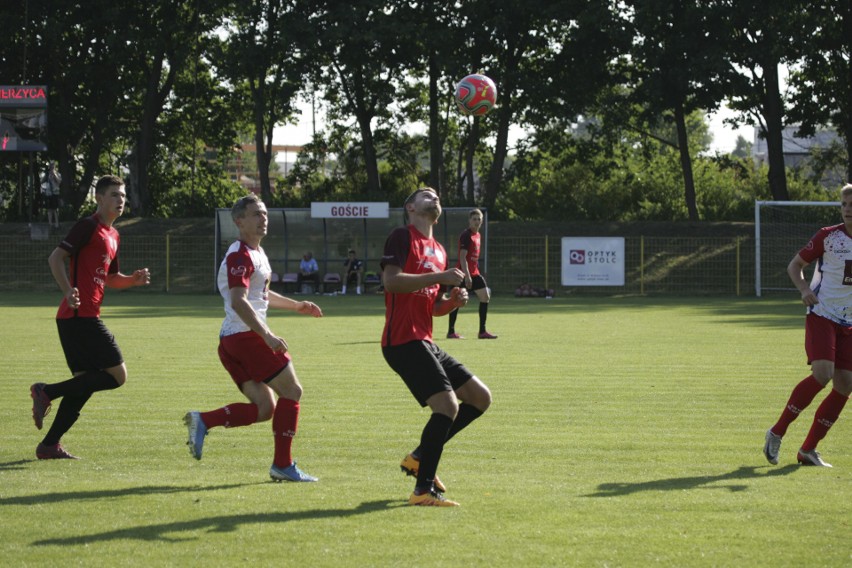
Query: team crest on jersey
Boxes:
[
  {"xmin": 423, "ymin": 245, "xmax": 445, "ymax": 264},
  {"xmin": 231, "ymin": 265, "xmax": 247, "ymax": 276}
]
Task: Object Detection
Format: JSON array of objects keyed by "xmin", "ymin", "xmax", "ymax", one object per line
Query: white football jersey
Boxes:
[
  {"xmin": 801, "ymin": 224, "xmax": 852, "ymax": 325},
  {"xmin": 217, "ymin": 240, "xmax": 272, "ymax": 336}
]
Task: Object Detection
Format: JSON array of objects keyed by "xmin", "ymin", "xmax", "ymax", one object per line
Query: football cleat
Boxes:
[
  {"xmin": 797, "ymin": 448, "xmax": 832, "ymax": 467},
  {"xmin": 400, "ymin": 453, "xmax": 446, "ymax": 493},
  {"xmin": 446, "ymin": 332, "xmax": 464, "ymax": 339},
  {"xmin": 270, "ymin": 461, "xmax": 318, "ymax": 482},
  {"xmin": 408, "ymin": 490, "xmax": 459, "ymax": 507},
  {"xmin": 184, "ymin": 411, "xmax": 207, "ymax": 460},
  {"xmin": 30, "ymin": 383, "xmax": 52, "ymax": 430},
  {"xmin": 36, "ymin": 443, "xmax": 78, "ymax": 460},
  {"xmin": 763, "ymin": 429, "xmax": 782, "ymax": 465},
  {"xmin": 477, "ymin": 331, "xmax": 498, "ymax": 339}
]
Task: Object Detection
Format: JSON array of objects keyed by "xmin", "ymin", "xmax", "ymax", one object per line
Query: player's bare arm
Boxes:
[
  {"xmin": 383, "ymin": 265, "xmax": 465, "ymax": 294},
  {"xmin": 268, "ymin": 290, "xmax": 323, "ymax": 317},
  {"xmin": 106, "ymin": 268, "xmax": 151, "ymax": 289},
  {"xmin": 434, "ymin": 287, "xmax": 469, "ymax": 317},
  {"xmin": 459, "ymin": 247, "xmax": 472, "ymax": 287},
  {"xmin": 787, "ymin": 254, "xmax": 818, "ymax": 306},
  {"xmin": 47, "ymin": 247, "xmax": 79, "ymax": 308},
  {"xmin": 229, "ymin": 286, "xmax": 289, "ymax": 352}
]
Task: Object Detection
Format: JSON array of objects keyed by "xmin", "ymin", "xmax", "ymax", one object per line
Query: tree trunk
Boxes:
[
  {"xmin": 130, "ymin": 48, "xmax": 178, "ymax": 216},
  {"xmin": 428, "ymin": 50, "xmax": 442, "ymax": 191},
  {"xmin": 674, "ymin": 103, "xmax": 699, "ymax": 221},
  {"xmin": 484, "ymin": 99, "xmax": 511, "ymax": 211},
  {"xmin": 355, "ymin": 110, "xmax": 381, "ymax": 197},
  {"xmin": 762, "ymin": 60, "xmax": 790, "ymax": 201},
  {"xmin": 464, "ymin": 118, "xmax": 479, "ymax": 203},
  {"xmin": 72, "ymin": 104, "xmax": 111, "ymax": 212},
  {"xmin": 251, "ymin": 82, "xmax": 274, "ymax": 203}
]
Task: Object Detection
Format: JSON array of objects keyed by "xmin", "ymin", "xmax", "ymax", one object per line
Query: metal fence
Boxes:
[
  {"xmin": 2, "ymin": 233, "xmax": 754, "ymax": 296},
  {"xmin": 488, "ymin": 235, "xmax": 752, "ymax": 296}
]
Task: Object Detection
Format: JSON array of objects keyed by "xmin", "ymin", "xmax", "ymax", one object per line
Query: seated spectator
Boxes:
[
  {"xmin": 341, "ymin": 249, "xmax": 364, "ymax": 295},
  {"xmin": 297, "ymin": 251, "xmax": 320, "ymax": 292}
]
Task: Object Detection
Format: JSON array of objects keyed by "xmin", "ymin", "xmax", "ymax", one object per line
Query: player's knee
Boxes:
[
  {"xmin": 832, "ymin": 373, "xmax": 852, "ymax": 396},
  {"xmin": 107, "ymin": 367, "xmax": 127, "ymax": 386},
  {"xmin": 473, "ymin": 381, "xmax": 492, "ymax": 412},
  {"xmin": 282, "ymin": 382, "xmax": 303, "ymax": 402},
  {"xmin": 428, "ymin": 392, "xmax": 459, "ymax": 419},
  {"xmin": 256, "ymin": 400, "xmax": 275, "ymax": 422}
]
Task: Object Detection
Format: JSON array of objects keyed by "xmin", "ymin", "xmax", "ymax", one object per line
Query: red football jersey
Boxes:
[
  {"xmin": 380, "ymin": 225, "xmax": 447, "ymax": 347},
  {"xmin": 56, "ymin": 215, "xmax": 120, "ymax": 319},
  {"xmin": 455, "ymin": 228, "xmax": 481, "ymax": 277}
]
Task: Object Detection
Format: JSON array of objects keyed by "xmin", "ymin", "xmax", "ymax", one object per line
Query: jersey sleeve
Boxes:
[
  {"xmin": 58, "ymin": 217, "xmax": 97, "ymax": 255},
  {"xmin": 458, "ymin": 230, "xmax": 472, "ymax": 254},
  {"xmin": 799, "ymin": 228, "xmax": 828, "ymax": 263},
  {"xmin": 226, "ymin": 247, "xmax": 254, "ymax": 289},
  {"xmin": 381, "ymin": 227, "xmax": 410, "ymax": 269}
]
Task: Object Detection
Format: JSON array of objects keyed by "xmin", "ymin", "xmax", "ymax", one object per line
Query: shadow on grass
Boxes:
[
  {"xmin": 31, "ymin": 499, "xmax": 400, "ymax": 545},
  {"xmin": 0, "ymin": 459, "xmax": 32, "ymax": 471},
  {"xmin": 0, "ymin": 483, "xmax": 264, "ymax": 506},
  {"xmin": 585, "ymin": 464, "xmax": 799, "ymax": 497}
]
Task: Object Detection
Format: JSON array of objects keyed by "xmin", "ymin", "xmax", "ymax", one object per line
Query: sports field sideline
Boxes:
[{"xmin": 1, "ymin": 292, "xmax": 849, "ymax": 566}]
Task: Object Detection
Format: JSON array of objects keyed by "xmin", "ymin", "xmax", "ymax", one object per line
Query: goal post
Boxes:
[{"xmin": 754, "ymin": 200, "xmax": 838, "ymax": 297}]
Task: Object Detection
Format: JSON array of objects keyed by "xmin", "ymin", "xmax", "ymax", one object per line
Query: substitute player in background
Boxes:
[
  {"xmin": 184, "ymin": 194, "xmax": 322, "ymax": 482},
  {"xmin": 382, "ymin": 187, "xmax": 492, "ymax": 506},
  {"xmin": 30, "ymin": 175, "xmax": 150, "ymax": 459},
  {"xmin": 447, "ymin": 208, "xmax": 497, "ymax": 339},
  {"xmin": 763, "ymin": 183, "xmax": 852, "ymax": 468}
]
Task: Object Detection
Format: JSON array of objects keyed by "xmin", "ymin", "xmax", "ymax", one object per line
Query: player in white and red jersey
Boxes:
[
  {"xmin": 30, "ymin": 175, "xmax": 150, "ymax": 459},
  {"xmin": 446, "ymin": 208, "xmax": 497, "ymax": 339},
  {"xmin": 184, "ymin": 194, "xmax": 323, "ymax": 483},
  {"xmin": 381, "ymin": 187, "xmax": 492, "ymax": 506},
  {"xmin": 763, "ymin": 184, "xmax": 852, "ymax": 468}
]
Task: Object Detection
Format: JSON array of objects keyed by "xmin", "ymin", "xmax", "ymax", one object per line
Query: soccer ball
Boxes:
[{"xmin": 455, "ymin": 74, "xmax": 497, "ymax": 116}]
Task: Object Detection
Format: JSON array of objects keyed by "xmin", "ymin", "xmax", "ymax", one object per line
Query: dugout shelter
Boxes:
[{"xmin": 214, "ymin": 206, "xmax": 488, "ymax": 293}]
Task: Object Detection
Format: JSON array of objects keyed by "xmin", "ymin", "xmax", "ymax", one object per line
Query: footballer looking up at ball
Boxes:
[
  {"xmin": 184, "ymin": 194, "xmax": 322, "ymax": 482},
  {"xmin": 381, "ymin": 187, "xmax": 492, "ymax": 506},
  {"xmin": 30, "ymin": 175, "xmax": 151, "ymax": 459}
]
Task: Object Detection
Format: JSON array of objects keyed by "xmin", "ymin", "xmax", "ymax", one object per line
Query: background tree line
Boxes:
[{"xmin": 0, "ymin": 0, "xmax": 850, "ymax": 223}]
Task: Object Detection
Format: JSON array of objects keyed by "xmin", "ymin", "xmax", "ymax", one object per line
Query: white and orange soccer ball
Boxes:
[{"xmin": 454, "ymin": 73, "xmax": 497, "ymax": 116}]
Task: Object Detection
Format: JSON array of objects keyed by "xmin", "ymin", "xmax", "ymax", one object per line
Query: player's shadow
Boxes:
[
  {"xmin": 0, "ymin": 483, "xmax": 261, "ymax": 507},
  {"xmin": 0, "ymin": 459, "xmax": 32, "ymax": 472},
  {"xmin": 32, "ymin": 499, "xmax": 400, "ymax": 546},
  {"xmin": 585, "ymin": 464, "xmax": 799, "ymax": 497}
]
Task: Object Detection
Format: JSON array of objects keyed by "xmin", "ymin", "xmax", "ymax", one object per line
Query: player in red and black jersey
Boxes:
[
  {"xmin": 29, "ymin": 175, "xmax": 150, "ymax": 459},
  {"xmin": 381, "ymin": 187, "xmax": 492, "ymax": 506},
  {"xmin": 447, "ymin": 208, "xmax": 497, "ymax": 339}
]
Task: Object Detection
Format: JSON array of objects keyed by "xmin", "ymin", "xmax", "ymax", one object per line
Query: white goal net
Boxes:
[{"xmin": 755, "ymin": 200, "xmax": 839, "ymax": 296}]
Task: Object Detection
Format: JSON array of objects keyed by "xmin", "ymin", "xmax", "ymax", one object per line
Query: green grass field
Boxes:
[{"xmin": 1, "ymin": 292, "xmax": 850, "ymax": 566}]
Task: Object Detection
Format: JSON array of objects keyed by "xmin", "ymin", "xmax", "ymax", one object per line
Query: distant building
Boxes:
[
  {"xmin": 752, "ymin": 126, "xmax": 844, "ymax": 186},
  {"xmin": 207, "ymin": 144, "xmax": 303, "ymax": 193}
]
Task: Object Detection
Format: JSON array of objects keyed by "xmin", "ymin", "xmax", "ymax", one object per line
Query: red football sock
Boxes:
[
  {"xmin": 272, "ymin": 398, "xmax": 300, "ymax": 468},
  {"xmin": 771, "ymin": 375, "xmax": 824, "ymax": 437},
  {"xmin": 200, "ymin": 403, "xmax": 258, "ymax": 429},
  {"xmin": 801, "ymin": 389, "xmax": 849, "ymax": 452}
]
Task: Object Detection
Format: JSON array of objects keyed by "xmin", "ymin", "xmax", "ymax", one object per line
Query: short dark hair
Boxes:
[{"xmin": 94, "ymin": 175, "xmax": 124, "ymax": 195}]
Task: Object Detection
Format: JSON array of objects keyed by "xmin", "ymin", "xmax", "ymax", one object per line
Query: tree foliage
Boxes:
[{"xmin": 0, "ymin": 0, "xmax": 846, "ymax": 223}]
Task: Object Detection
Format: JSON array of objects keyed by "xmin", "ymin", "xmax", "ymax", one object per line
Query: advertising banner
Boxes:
[{"xmin": 561, "ymin": 237, "xmax": 625, "ymax": 286}]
